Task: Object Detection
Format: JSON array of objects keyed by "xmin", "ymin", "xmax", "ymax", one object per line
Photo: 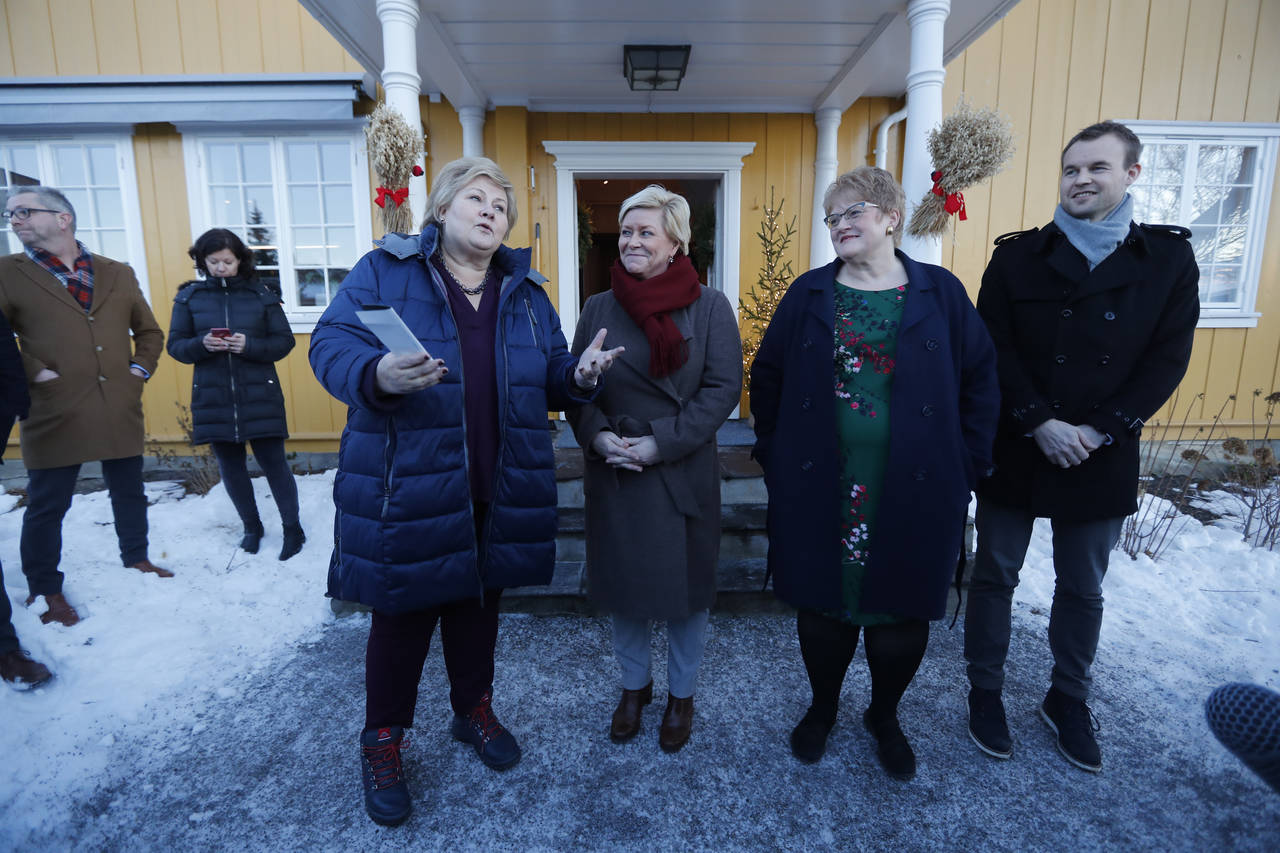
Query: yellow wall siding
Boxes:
[
  {"xmin": 0, "ymin": 0, "xmax": 362, "ymax": 76},
  {"xmin": 941, "ymin": 0, "xmax": 1280, "ymax": 433}
]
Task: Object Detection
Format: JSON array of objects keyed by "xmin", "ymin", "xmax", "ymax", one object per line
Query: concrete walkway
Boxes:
[{"xmin": 35, "ymin": 606, "xmax": 1278, "ymax": 851}]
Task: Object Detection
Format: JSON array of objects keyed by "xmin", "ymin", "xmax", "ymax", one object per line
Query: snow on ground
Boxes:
[
  {"xmin": 1, "ymin": 478, "xmax": 1277, "ymax": 848},
  {"xmin": 0, "ymin": 473, "xmax": 337, "ymax": 843}
]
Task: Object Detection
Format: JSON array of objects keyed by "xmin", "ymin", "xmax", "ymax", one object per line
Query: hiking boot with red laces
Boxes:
[
  {"xmin": 360, "ymin": 726, "xmax": 412, "ymax": 826},
  {"xmin": 451, "ymin": 690, "xmax": 521, "ymax": 770}
]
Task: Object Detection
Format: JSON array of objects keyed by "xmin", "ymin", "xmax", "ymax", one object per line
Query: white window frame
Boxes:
[
  {"xmin": 1127, "ymin": 121, "xmax": 1280, "ymax": 329},
  {"xmin": 0, "ymin": 132, "xmax": 152, "ymax": 301},
  {"xmin": 181, "ymin": 126, "xmax": 372, "ymax": 332}
]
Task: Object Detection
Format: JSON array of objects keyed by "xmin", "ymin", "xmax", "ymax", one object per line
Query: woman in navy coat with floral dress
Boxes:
[{"xmin": 750, "ymin": 167, "xmax": 999, "ymax": 780}]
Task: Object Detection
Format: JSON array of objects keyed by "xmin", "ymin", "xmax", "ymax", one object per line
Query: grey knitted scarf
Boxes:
[{"xmin": 1053, "ymin": 193, "xmax": 1133, "ymax": 270}]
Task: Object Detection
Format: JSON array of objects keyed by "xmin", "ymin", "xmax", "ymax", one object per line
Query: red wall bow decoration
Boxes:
[{"xmin": 375, "ymin": 186, "xmax": 409, "ymax": 208}]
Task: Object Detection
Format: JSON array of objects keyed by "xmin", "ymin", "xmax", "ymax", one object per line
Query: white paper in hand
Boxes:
[{"xmin": 355, "ymin": 305, "xmax": 427, "ymax": 355}]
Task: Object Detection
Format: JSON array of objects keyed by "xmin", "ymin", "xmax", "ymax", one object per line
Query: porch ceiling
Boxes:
[{"xmin": 299, "ymin": 0, "xmax": 1019, "ymax": 113}]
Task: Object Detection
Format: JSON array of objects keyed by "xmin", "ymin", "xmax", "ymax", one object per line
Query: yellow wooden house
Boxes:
[{"xmin": 1, "ymin": 0, "xmax": 1277, "ymax": 455}]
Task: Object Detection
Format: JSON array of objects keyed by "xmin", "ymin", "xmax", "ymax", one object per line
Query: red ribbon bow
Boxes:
[
  {"xmin": 930, "ymin": 170, "xmax": 967, "ymax": 221},
  {"xmin": 375, "ymin": 186, "xmax": 409, "ymax": 208}
]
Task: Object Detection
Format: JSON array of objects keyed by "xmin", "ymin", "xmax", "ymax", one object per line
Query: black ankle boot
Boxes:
[
  {"xmin": 279, "ymin": 523, "xmax": 306, "ymax": 561},
  {"xmin": 240, "ymin": 519, "xmax": 264, "ymax": 554}
]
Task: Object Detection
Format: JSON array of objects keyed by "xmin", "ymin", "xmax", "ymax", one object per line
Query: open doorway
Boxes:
[{"xmin": 574, "ymin": 177, "xmax": 719, "ymax": 310}]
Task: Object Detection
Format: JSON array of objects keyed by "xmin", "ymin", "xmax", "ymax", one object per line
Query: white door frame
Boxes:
[{"xmin": 542, "ymin": 141, "xmax": 756, "ymax": 336}]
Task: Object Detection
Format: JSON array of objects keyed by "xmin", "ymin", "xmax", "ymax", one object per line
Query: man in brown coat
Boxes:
[{"xmin": 0, "ymin": 186, "xmax": 170, "ymax": 627}]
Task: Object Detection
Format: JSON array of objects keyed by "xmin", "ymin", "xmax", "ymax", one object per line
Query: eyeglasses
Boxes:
[
  {"xmin": 823, "ymin": 201, "xmax": 880, "ymax": 229},
  {"xmin": 2, "ymin": 207, "xmax": 64, "ymax": 223}
]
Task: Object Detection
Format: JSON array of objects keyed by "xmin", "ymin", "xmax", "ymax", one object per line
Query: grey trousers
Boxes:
[
  {"xmin": 611, "ymin": 611, "xmax": 710, "ymax": 699},
  {"xmin": 964, "ymin": 498, "xmax": 1124, "ymax": 700}
]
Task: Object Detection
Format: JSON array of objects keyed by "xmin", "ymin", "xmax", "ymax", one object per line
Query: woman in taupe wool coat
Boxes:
[{"xmin": 569, "ymin": 185, "xmax": 742, "ymax": 753}]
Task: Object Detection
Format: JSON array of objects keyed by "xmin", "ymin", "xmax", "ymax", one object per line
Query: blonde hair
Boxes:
[
  {"xmin": 823, "ymin": 166, "xmax": 906, "ymax": 247},
  {"xmin": 422, "ymin": 156, "xmax": 517, "ymax": 237},
  {"xmin": 618, "ymin": 184, "xmax": 691, "ymax": 255}
]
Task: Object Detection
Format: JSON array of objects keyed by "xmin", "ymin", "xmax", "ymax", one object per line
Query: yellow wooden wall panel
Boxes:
[
  {"xmin": 136, "ymin": 0, "xmax": 184, "ymax": 73},
  {"xmin": 10, "ymin": 0, "xmax": 61, "ymax": 77},
  {"xmin": 0, "ymin": 1, "xmax": 16, "ymax": 77},
  {"xmin": 1062, "ymin": 0, "xmax": 1109, "ymax": 136},
  {"xmin": 1244, "ymin": 0, "xmax": 1280, "ymax": 122},
  {"xmin": 1023, "ymin": 0, "xmax": 1075, "ymax": 224},
  {"xmin": 1212, "ymin": 0, "xmax": 1259, "ymax": 121},
  {"xmin": 47, "ymin": 0, "xmax": 98, "ymax": 74},
  {"xmin": 1177, "ymin": 0, "xmax": 1226, "ymax": 121},
  {"xmin": 987, "ymin": 0, "xmax": 1039, "ymax": 257},
  {"xmin": 177, "ymin": 0, "xmax": 221, "ymax": 73},
  {"xmin": 1138, "ymin": 0, "xmax": 1189, "ymax": 119},
  {"xmin": 493, "ymin": 106, "xmax": 531, "ymax": 250},
  {"xmin": 217, "ymin": 0, "xmax": 263, "ymax": 73},
  {"xmin": 90, "ymin": 0, "xmax": 141, "ymax": 74},
  {"xmin": 298, "ymin": 0, "xmax": 358, "ymax": 72},
  {"xmin": 732, "ymin": 112, "xmax": 769, "ymax": 326},
  {"xmin": 259, "ymin": 0, "xmax": 305, "ymax": 74},
  {"xmin": 1099, "ymin": 0, "xmax": 1149, "ymax": 120}
]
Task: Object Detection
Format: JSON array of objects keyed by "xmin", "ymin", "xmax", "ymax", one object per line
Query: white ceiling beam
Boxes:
[
  {"xmin": 417, "ymin": 11, "xmax": 488, "ymax": 109},
  {"xmin": 813, "ymin": 12, "xmax": 903, "ymax": 112}
]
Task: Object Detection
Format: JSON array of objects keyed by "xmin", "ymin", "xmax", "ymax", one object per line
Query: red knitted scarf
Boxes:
[{"xmin": 609, "ymin": 255, "xmax": 702, "ymax": 377}]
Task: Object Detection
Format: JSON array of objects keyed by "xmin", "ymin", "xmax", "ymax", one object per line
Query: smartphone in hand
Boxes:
[{"xmin": 210, "ymin": 328, "xmax": 232, "ymax": 338}]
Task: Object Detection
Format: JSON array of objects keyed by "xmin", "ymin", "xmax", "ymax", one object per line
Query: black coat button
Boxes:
[
  {"xmin": 1061, "ymin": 308, "xmax": 1073, "ymax": 318},
  {"xmin": 1099, "ymin": 355, "xmax": 1111, "ymax": 366},
  {"xmin": 802, "ymin": 338, "xmax": 812, "ymax": 349},
  {"xmin": 912, "ymin": 469, "xmax": 927, "ymax": 481},
  {"xmin": 925, "ymin": 339, "xmax": 939, "ymax": 351},
  {"xmin": 1104, "ymin": 311, "xmax": 1116, "ymax": 320},
  {"xmin": 921, "ymin": 404, "xmax": 935, "ymax": 416},
  {"xmin": 1055, "ymin": 355, "xmax": 1067, "ymax": 364},
  {"xmin": 1051, "ymin": 400, "xmax": 1063, "ymax": 410},
  {"xmin": 801, "ymin": 460, "xmax": 813, "ymax": 472},
  {"xmin": 801, "ymin": 397, "xmax": 811, "ymax": 410}
]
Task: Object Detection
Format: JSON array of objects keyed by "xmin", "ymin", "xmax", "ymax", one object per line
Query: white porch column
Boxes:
[
  {"xmin": 458, "ymin": 106, "xmax": 485, "ymax": 157},
  {"xmin": 376, "ymin": 0, "xmax": 426, "ymax": 227},
  {"xmin": 900, "ymin": 0, "xmax": 950, "ymax": 264},
  {"xmin": 809, "ymin": 107, "xmax": 842, "ymax": 268}
]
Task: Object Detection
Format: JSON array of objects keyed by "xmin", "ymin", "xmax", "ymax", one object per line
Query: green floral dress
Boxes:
[{"xmin": 832, "ymin": 283, "xmax": 907, "ymax": 625}]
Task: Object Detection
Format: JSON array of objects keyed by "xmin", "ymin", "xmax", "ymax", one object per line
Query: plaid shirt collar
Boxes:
[{"xmin": 25, "ymin": 241, "xmax": 94, "ymax": 285}]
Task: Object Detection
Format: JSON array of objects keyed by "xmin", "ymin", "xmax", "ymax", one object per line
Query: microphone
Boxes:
[{"xmin": 1205, "ymin": 682, "xmax": 1280, "ymax": 795}]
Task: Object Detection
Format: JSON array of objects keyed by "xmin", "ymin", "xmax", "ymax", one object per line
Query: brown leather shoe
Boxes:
[
  {"xmin": 26, "ymin": 593, "xmax": 81, "ymax": 627},
  {"xmin": 130, "ymin": 559, "xmax": 174, "ymax": 578},
  {"xmin": 609, "ymin": 681, "xmax": 653, "ymax": 743},
  {"xmin": 658, "ymin": 693, "xmax": 694, "ymax": 753},
  {"xmin": 0, "ymin": 648, "xmax": 53, "ymax": 689}
]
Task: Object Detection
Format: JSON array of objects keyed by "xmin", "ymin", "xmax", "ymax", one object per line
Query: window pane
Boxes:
[
  {"xmin": 296, "ymin": 268, "xmax": 326, "ymax": 306},
  {"xmin": 1220, "ymin": 185, "xmax": 1251, "ymax": 226},
  {"xmin": 328, "ymin": 267, "xmax": 350, "ymax": 296},
  {"xmin": 320, "ymin": 142, "xmax": 349, "ymax": 181},
  {"xmin": 241, "ymin": 143, "xmax": 272, "ymax": 183},
  {"xmin": 293, "ymin": 227, "xmax": 325, "ymax": 265},
  {"xmin": 95, "ymin": 229, "xmax": 128, "ymax": 261},
  {"xmin": 1190, "ymin": 226, "xmax": 1216, "ymax": 262},
  {"xmin": 326, "ymin": 227, "xmax": 356, "ymax": 265},
  {"xmin": 210, "ymin": 186, "xmax": 242, "ymax": 225},
  {"xmin": 1136, "ymin": 185, "xmax": 1181, "ymax": 224},
  {"xmin": 207, "ymin": 144, "xmax": 239, "ymax": 183},
  {"xmin": 1197, "ymin": 145, "xmax": 1229, "ymax": 184},
  {"xmin": 244, "ymin": 188, "xmax": 275, "ymax": 225},
  {"xmin": 1191, "ymin": 187, "xmax": 1223, "ymax": 223},
  {"xmin": 1214, "ymin": 226, "xmax": 1246, "ymax": 263},
  {"xmin": 63, "ymin": 189, "xmax": 91, "ymax": 225},
  {"xmin": 88, "ymin": 145, "xmax": 116, "ymax": 184},
  {"xmin": 52, "ymin": 146, "xmax": 86, "ymax": 185},
  {"xmin": 1157, "ymin": 145, "xmax": 1186, "ymax": 174},
  {"xmin": 6, "ymin": 146, "xmax": 40, "ymax": 186},
  {"xmin": 323, "ymin": 185, "xmax": 352, "ymax": 222},
  {"xmin": 1227, "ymin": 146, "xmax": 1257, "ymax": 185},
  {"xmin": 93, "ymin": 188, "xmax": 123, "ymax": 227},
  {"xmin": 289, "ymin": 186, "xmax": 321, "ymax": 224},
  {"xmin": 253, "ymin": 247, "xmax": 280, "ymax": 269},
  {"xmin": 285, "ymin": 143, "xmax": 318, "ymax": 181},
  {"xmin": 1206, "ymin": 266, "xmax": 1240, "ymax": 304}
]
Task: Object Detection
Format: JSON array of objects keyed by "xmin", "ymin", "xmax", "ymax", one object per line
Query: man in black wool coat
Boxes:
[{"xmin": 964, "ymin": 120, "xmax": 1200, "ymax": 773}]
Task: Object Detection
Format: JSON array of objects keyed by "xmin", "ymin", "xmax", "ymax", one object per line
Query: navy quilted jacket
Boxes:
[{"xmin": 309, "ymin": 225, "xmax": 590, "ymax": 612}]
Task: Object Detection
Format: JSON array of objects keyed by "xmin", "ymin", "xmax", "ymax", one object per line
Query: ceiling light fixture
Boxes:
[{"xmin": 623, "ymin": 44, "xmax": 691, "ymax": 92}]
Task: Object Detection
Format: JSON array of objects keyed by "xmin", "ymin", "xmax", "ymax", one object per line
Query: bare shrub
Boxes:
[{"xmin": 148, "ymin": 403, "xmax": 221, "ymax": 497}]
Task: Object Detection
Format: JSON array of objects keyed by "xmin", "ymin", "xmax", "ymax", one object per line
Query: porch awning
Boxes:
[{"xmin": 0, "ymin": 73, "xmax": 373, "ymax": 127}]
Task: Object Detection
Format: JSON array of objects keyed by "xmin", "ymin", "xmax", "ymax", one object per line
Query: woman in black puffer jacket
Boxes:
[{"xmin": 167, "ymin": 229, "xmax": 304, "ymax": 560}]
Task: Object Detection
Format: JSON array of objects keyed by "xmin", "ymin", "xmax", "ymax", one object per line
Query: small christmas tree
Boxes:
[{"xmin": 739, "ymin": 188, "xmax": 796, "ymax": 377}]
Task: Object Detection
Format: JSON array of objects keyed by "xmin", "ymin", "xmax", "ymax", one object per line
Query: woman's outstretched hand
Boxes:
[
  {"xmin": 376, "ymin": 351, "xmax": 448, "ymax": 395},
  {"xmin": 575, "ymin": 329, "xmax": 624, "ymax": 389}
]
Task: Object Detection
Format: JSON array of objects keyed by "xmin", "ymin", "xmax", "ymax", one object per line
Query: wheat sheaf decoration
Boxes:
[
  {"xmin": 907, "ymin": 99, "xmax": 1015, "ymax": 239},
  {"xmin": 365, "ymin": 102, "xmax": 425, "ymax": 235}
]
